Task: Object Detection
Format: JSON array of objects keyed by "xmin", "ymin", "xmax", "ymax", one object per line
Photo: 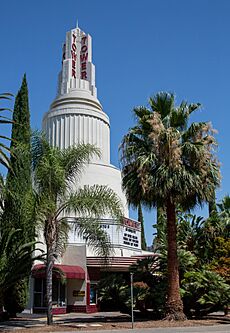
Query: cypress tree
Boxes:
[
  {"xmin": 138, "ymin": 203, "xmax": 147, "ymax": 250},
  {"xmin": 2, "ymin": 74, "xmax": 34, "ymax": 316}
]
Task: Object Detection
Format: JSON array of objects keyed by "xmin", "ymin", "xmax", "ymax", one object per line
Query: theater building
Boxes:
[{"xmin": 31, "ymin": 24, "xmax": 153, "ymax": 314}]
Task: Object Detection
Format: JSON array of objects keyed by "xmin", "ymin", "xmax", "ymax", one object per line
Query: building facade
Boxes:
[{"xmin": 31, "ymin": 24, "xmax": 153, "ymax": 314}]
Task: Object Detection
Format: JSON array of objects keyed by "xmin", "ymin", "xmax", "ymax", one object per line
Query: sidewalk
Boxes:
[
  {"xmin": 0, "ymin": 311, "xmax": 229, "ymax": 332},
  {"xmin": 0, "ymin": 311, "xmax": 130, "ymax": 331}
]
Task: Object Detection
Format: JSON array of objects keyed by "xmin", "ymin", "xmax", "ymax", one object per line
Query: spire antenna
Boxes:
[{"xmin": 76, "ymin": 19, "xmax": 79, "ymax": 29}]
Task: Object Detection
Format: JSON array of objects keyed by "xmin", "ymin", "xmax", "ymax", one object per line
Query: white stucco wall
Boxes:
[{"xmin": 67, "ymin": 279, "xmax": 86, "ymax": 306}]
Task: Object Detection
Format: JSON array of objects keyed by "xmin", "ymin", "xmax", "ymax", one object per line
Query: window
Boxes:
[
  {"xmin": 90, "ymin": 284, "xmax": 97, "ymax": 304},
  {"xmin": 52, "ymin": 279, "xmax": 66, "ymax": 307},
  {"xmin": 33, "ymin": 278, "xmax": 66, "ymax": 308},
  {"xmin": 34, "ymin": 279, "xmax": 44, "ymax": 307}
]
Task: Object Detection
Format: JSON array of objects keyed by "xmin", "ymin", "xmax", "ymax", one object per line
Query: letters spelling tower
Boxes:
[{"xmin": 43, "ymin": 24, "xmax": 142, "ymax": 255}]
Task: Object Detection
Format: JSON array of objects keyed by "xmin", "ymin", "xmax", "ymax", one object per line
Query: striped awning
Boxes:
[{"xmin": 87, "ymin": 254, "xmax": 158, "ymax": 271}]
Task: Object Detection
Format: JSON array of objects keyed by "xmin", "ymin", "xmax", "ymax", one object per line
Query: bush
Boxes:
[
  {"xmin": 97, "ymin": 273, "xmax": 129, "ymax": 312},
  {"xmin": 181, "ymin": 269, "xmax": 230, "ymax": 317},
  {"xmin": 3, "ymin": 279, "xmax": 28, "ymax": 317}
]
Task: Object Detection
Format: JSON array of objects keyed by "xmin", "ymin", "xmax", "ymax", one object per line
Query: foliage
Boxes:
[
  {"xmin": 138, "ymin": 203, "xmax": 146, "ymax": 250},
  {"xmin": 120, "ymin": 92, "xmax": 220, "ymax": 210},
  {"xmin": 154, "ymin": 211, "xmax": 198, "ymax": 274},
  {"xmin": 97, "ymin": 271, "xmax": 166, "ymax": 318},
  {"xmin": 2, "ymin": 75, "xmax": 32, "ymax": 237},
  {"xmin": 130, "ymin": 256, "xmax": 167, "ymax": 318},
  {"xmin": 0, "ymin": 228, "xmax": 43, "ymax": 311},
  {"xmin": 207, "ymin": 237, "xmax": 230, "ymax": 283},
  {"xmin": 97, "ymin": 273, "xmax": 129, "ymax": 311},
  {"xmin": 1, "ymin": 75, "xmax": 34, "ymax": 316},
  {"xmin": 153, "ymin": 205, "xmax": 230, "ymax": 316},
  {"xmin": 125, "ymin": 281, "xmax": 150, "ymax": 315},
  {"xmin": 0, "ymin": 92, "xmax": 13, "ymax": 169},
  {"xmin": 217, "ymin": 194, "xmax": 230, "ymax": 217},
  {"xmin": 181, "ymin": 270, "xmax": 230, "ymax": 317},
  {"xmin": 130, "ymin": 255, "xmax": 160, "ymax": 287},
  {"xmin": 120, "ymin": 91, "xmax": 220, "ymax": 320},
  {"xmin": 176, "ymin": 198, "xmax": 230, "ymax": 281},
  {"xmin": 32, "ymin": 134, "xmax": 123, "ymax": 325},
  {"xmin": 0, "ymin": 174, "xmax": 5, "ymax": 212},
  {"xmin": 3, "ymin": 280, "xmax": 28, "ymax": 317}
]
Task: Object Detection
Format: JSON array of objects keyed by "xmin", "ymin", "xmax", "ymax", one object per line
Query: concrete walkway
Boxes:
[
  {"xmin": 0, "ymin": 311, "xmax": 129, "ymax": 331},
  {"xmin": 0, "ymin": 311, "xmax": 229, "ymax": 332}
]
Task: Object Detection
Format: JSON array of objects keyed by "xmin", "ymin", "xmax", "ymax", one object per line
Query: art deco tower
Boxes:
[
  {"xmin": 31, "ymin": 25, "xmax": 150, "ymax": 316},
  {"xmin": 42, "ymin": 25, "xmax": 128, "ymax": 217}
]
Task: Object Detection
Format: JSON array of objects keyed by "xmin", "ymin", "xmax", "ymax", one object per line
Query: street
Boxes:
[{"xmin": 55, "ymin": 326, "xmax": 229, "ymax": 333}]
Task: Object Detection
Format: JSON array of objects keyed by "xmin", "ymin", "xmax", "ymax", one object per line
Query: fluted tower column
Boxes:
[{"xmin": 43, "ymin": 24, "xmax": 128, "ymax": 216}]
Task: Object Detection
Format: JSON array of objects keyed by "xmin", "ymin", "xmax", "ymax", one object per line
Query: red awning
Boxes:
[{"xmin": 32, "ymin": 264, "xmax": 85, "ymax": 280}]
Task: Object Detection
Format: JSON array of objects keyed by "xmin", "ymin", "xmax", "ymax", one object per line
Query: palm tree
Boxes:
[
  {"xmin": 0, "ymin": 93, "xmax": 13, "ymax": 169},
  {"xmin": 32, "ymin": 134, "xmax": 123, "ymax": 325},
  {"xmin": 217, "ymin": 195, "xmax": 230, "ymax": 230},
  {"xmin": 0, "ymin": 229, "xmax": 42, "ymax": 301},
  {"xmin": 0, "ymin": 195, "xmax": 43, "ymax": 315},
  {"xmin": 120, "ymin": 92, "xmax": 220, "ymax": 320}
]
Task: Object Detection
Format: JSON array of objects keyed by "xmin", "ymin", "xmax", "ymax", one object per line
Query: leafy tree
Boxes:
[
  {"xmin": 120, "ymin": 92, "xmax": 220, "ymax": 320},
  {"xmin": 32, "ymin": 135, "xmax": 123, "ymax": 325},
  {"xmin": 208, "ymin": 238, "xmax": 230, "ymax": 283},
  {"xmin": 1, "ymin": 75, "xmax": 34, "ymax": 316}
]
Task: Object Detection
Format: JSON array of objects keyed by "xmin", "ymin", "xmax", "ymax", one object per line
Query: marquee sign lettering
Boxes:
[
  {"xmin": 80, "ymin": 36, "xmax": 88, "ymax": 80},
  {"xmin": 71, "ymin": 33, "xmax": 77, "ymax": 78},
  {"xmin": 123, "ymin": 217, "xmax": 141, "ymax": 230}
]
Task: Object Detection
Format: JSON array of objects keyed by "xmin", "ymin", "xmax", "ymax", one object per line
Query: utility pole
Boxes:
[{"xmin": 130, "ymin": 272, "xmax": 134, "ymax": 329}]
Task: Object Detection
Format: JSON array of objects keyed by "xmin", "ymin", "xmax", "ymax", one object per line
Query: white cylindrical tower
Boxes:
[{"xmin": 43, "ymin": 24, "xmax": 128, "ymax": 216}]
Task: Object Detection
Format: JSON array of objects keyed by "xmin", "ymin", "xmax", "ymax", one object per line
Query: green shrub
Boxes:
[
  {"xmin": 181, "ymin": 269, "xmax": 230, "ymax": 317},
  {"xmin": 3, "ymin": 279, "xmax": 28, "ymax": 317}
]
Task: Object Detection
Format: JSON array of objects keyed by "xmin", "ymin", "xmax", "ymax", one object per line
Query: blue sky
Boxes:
[{"xmin": 0, "ymin": 0, "xmax": 230, "ymax": 245}]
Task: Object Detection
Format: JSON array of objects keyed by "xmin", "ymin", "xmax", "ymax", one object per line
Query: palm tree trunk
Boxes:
[
  {"xmin": 46, "ymin": 244, "xmax": 54, "ymax": 325},
  {"xmin": 45, "ymin": 217, "xmax": 56, "ymax": 326},
  {"xmin": 208, "ymin": 190, "xmax": 217, "ymax": 216},
  {"xmin": 165, "ymin": 199, "xmax": 186, "ymax": 320}
]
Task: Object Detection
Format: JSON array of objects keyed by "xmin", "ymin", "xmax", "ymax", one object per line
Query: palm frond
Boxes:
[
  {"xmin": 31, "ymin": 131, "xmax": 51, "ymax": 170},
  {"xmin": 120, "ymin": 91, "xmax": 220, "ymax": 212},
  {"xmin": 61, "ymin": 185, "xmax": 123, "ymax": 220},
  {"xmin": 60, "ymin": 143, "xmax": 100, "ymax": 184},
  {"xmin": 69, "ymin": 217, "xmax": 112, "ymax": 258},
  {"xmin": 0, "ymin": 93, "xmax": 13, "ymax": 169},
  {"xmin": 0, "ymin": 229, "xmax": 44, "ymax": 289}
]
